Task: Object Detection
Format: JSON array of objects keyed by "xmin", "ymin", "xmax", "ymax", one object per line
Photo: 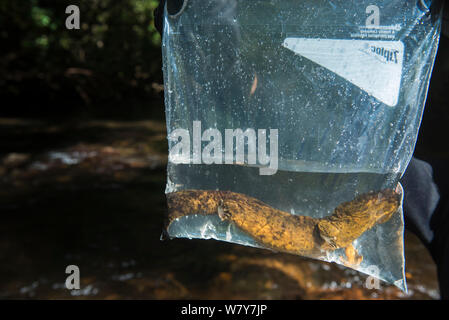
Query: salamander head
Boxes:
[{"xmin": 317, "ymin": 187, "xmax": 402, "ymax": 250}]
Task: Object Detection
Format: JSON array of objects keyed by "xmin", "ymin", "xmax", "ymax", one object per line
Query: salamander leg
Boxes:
[
  {"xmin": 340, "ymin": 244, "xmax": 363, "ymax": 267},
  {"xmin": 218, "ymin": 199, "xmax": 232, "ymax": 221}
]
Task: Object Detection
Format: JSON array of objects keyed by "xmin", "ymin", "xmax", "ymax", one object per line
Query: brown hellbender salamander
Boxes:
[{"xmin": 166, "ymin": 188, "xmax": 401, "ymax": 263}]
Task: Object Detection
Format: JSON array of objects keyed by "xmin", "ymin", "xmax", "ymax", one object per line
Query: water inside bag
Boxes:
[{"xmin": 162, "ymin": 0, "xmax": 443, "ymax": 291}]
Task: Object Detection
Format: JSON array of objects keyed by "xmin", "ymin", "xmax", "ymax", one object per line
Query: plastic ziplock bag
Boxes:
[{"xmin": 161, "ymin": 0, "xmax": 443, "ymax": 291}]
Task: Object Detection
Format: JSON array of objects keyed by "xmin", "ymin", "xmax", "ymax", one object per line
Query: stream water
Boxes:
[{"xmin": 0, "ymin": 118, "xmax": 439, "ymax": 299}]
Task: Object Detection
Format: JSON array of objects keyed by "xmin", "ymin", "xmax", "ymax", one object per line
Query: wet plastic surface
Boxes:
[{"xmin": 162, "ymin": 0, "xmax": 443, "ymax": 291}]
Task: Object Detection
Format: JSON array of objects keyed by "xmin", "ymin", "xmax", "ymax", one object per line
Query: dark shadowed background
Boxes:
[{"xmin": 0, "ymin": 0, "xmax": 448, "ymax": 299}]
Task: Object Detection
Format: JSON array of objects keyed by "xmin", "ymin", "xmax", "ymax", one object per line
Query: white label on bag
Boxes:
[{"xmin": 283, "ymin": 38, "xmax": 404, "ymax": 107}]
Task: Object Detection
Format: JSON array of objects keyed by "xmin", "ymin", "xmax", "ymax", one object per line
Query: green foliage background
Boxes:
[{"xmin": 0, "ymin": 0, "xmax": 163, "ymax": 117}]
